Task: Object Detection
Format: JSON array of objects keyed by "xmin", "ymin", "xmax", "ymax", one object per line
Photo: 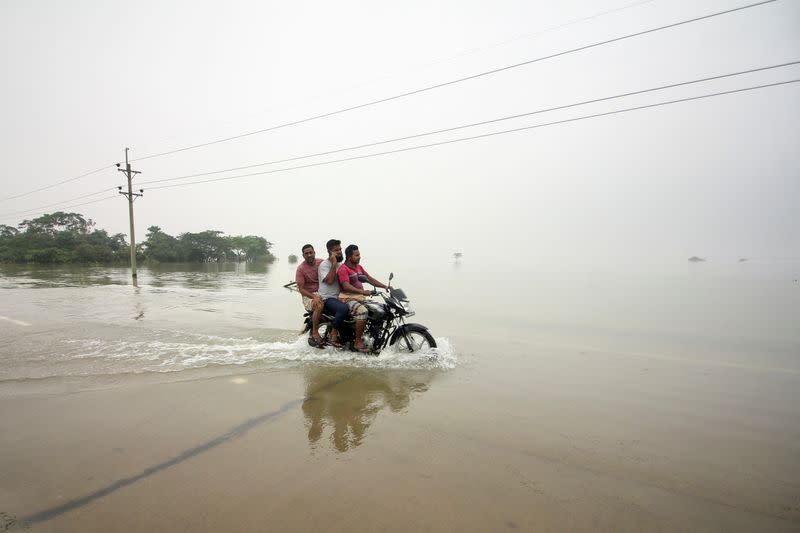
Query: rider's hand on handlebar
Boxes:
[{"xmin": 371, "ymin": 289, "xmax": 379, "ymax": 296}]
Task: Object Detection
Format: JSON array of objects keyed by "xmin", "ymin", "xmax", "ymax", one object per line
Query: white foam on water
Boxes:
[{"xmin": 62, "ymin": 334, "xmax": 457, "ymax": 374}]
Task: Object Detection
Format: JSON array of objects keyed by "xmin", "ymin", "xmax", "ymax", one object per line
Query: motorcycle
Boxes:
[{"xmin": 291, "ymin": 273, "xmax": 436, "ymax": 355}]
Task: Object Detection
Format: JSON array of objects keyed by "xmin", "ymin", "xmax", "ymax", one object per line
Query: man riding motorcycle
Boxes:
[
  {"xmin": 337, "ymin": 244, "xmax": 387, "ymax": 353},
  {"xmin": 291, "ymin": 243, "xmax": 436, "ymax": 355},
  {"xmin": 317, "ymin": 239, "xmax": 351, "ymax": 348},
  {"xmin": 294, "ymin": 244, "xmax": 324, "ymax": 346}
]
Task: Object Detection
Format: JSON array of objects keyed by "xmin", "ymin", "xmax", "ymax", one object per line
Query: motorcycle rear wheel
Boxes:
[{"xmin": 307, "ymin": 322, "xmax": 331, "ymax": 348}]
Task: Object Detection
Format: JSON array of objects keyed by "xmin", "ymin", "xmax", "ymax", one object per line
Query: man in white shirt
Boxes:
[{"xmin": 317, "ymin": 238, "xmax": 349, "ymax": 347}]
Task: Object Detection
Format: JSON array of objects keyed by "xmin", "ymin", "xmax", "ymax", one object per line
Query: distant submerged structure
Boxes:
[
  {"xmin": 688, "ymin": 256, "xmax": 705, "ymax": 263},
  {"xmin": 453, "ymin": 252, "xmax": 463, "ymax": 263}
]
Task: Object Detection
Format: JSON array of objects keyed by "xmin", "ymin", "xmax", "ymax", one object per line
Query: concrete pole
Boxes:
[
  {"xmin": 125, "ymin": 148, "xmax": 138, "ymax": 287},
  {"xmin": 118, "ymin": 148, "xmax": 142, "ymax": 288}
]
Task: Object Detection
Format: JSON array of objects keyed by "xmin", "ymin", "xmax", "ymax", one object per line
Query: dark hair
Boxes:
[
  {"xmin": 301, "ymin": 244, "xmax": 314, "ymax": 253},
  {"xmin": 344, "ymin": 244, "xmax": 359, "ymax": 259},
  {"xmin": 325, "ymin": 239, "xmax": 341, "ymax": 252}
]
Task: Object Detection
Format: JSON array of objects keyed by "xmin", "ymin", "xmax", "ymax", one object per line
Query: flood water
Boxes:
[
  {"xmin": 1, "ymin": 259, "xmax": 799, "ymax": 531},
  {"xmin": 1, "ymin": 259, "xmax": 797, "ymax": 380}
]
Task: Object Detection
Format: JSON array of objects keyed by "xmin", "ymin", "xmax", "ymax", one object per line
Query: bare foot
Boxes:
[{"xmin": 328, "ymin": 333, "xmax": 343, "ymax": 348}]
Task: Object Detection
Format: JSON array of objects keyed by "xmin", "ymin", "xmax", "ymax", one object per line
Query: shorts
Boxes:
[
  {"xmin": 302, "ymin": 293, "xmax": 320, "ymax": 312},
  {"xmin": 345, "ymin": 300, "xmax": 367, "ymax": 320}
]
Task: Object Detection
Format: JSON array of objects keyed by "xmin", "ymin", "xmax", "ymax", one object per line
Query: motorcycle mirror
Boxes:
[{"xmin": 389, "ymin": 272, "xmax": 394, "ymax": 281}]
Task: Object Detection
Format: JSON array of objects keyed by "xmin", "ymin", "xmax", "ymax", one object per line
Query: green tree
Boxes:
[
  {"xmin": 0, "ymin": 212, "xmax": 129, "ymax": 264},
  {"xmin": 179, "ymin": 230, "xmax": 231, "ymax": 262},
  {"xmin": 0, "ymin": 225, "xmax": 18, "ymax": 238},
  {"xmin": 228, "ymin": 235, "xmax": 272, "ymax": 261},
  {"xmin": 20, "ymin": 211, "xmax": 93, "ymax": 236},
  {"xmin": 1, "ymin": 214, "xmax": 275, "ymax": 265},
  {"xmin": 142, "ymin": 226, "xmax": 181, "ymax": 262}
]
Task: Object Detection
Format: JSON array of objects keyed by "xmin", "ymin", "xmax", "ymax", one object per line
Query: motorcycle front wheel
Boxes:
[{"xmin": 391, "ymin": 325, "xmax": 436, "ymax": 353}]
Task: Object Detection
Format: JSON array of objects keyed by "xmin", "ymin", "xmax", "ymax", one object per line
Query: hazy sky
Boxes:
[{"xmin": 1, "ymin": 0, "xmax": 798, "ymax": 265}]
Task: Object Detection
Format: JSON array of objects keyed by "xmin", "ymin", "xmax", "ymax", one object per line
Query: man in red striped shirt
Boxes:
[{"xmin": 338, "ymin": 244, "xmax": 387, "ymax": 353}]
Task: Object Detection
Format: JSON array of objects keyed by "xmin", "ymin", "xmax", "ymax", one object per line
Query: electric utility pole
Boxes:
[{"xmin": 117, "ymin": 148, "xmax": 143, "ymax": 287}]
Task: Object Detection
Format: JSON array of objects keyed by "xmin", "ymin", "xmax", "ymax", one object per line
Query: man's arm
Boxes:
[
  {"xmin": 364, "ymin": 274, "xmax": 386, "ymax": 290},
  {"xmin": 338, "ymin": 264, "xmax": 368, "ymax": 295},
  {"xmin": 295, "ymin": 268, "xmax": 319, "ymax": 300},
  {"xmin": 297, "ymin": 283, "xmax": 317, "ymax": 300},
  {"xmin": 341, "ymin": 280, "xmax": 371, "ymax": 296},
  {"xmin": 320, "ymin": 259, "xmax": 336, "ymax": 285}
]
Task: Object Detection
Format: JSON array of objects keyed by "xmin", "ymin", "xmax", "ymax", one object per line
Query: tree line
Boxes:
[{"xmin": 0, "ymin": 212, "xmax": 273, "ymax": 264}]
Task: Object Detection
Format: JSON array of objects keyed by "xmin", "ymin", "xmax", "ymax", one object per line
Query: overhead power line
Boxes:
[
  {"xmin": 0, "ymin": 164, "xmax": 114, "ymax": 204},
  {"xmin": 137, "ymin": 61, "xmax": 800, "ymax": 188},
  {"xmin": 0, "ymin": 0, "xmax": 777, "ymax": 205},
  {"xmin": 260, "ymin": 0, "xmax": 660, "ymax": 118},
  {"xmin": 1, "ymin": 78, "xmax": 794, "ymax": 222},
  {"xmin": 0, "ymin": 0, "xmax": 669, "ymax": 208},
  {"xmin": 0, "ymin": 4, "xmax": 655, "ymax": 211},
  {"xmin": 0, "ymin": 195, "xmax": 119, "ymax": 225},
  {"xmin": 424, "ymin": 0, "xmax": 659, "ymax": 66},
  {"xmin": 5, "ymin": 61, "xmax": 795, "ymax": 218},
  {"xmin": 131, "ymin": 0, "xmax": 777, "ymax": 163},
  {"xmin": 143, "ymin": 78, "xmax": 799, "ymax": 192},
  {"xmin": 0, "ymin": 188, "xmax": 117, "ymax": 220}
]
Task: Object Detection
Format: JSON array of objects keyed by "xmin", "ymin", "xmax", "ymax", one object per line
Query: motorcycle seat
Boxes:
[{"xmin": 320, "ymin": 313, "xmax": 355, "ymax": 325}]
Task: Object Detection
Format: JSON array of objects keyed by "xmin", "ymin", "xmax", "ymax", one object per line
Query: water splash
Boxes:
[{"xmin": 61, "ymin": 333, "xmax": 457, "ymax": 375}]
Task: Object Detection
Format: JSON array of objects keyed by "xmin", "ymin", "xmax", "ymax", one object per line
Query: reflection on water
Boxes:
[
  {"xmin": 302, "ymin": 367, "xmax": 436, "ymax": 453},
  {"xmin": 146, "ymin": 261, "xmax": 274, "ymax": 291},
  {"xmin": 0, "ymin": 261, "xmax": 274, "ymax": 290},
  {"xmin": 0, "ymin": 263, "xmax": 129, "ymax": 288}
]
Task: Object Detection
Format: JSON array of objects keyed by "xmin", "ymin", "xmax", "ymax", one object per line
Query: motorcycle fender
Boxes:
[{"xmin": 389, "ymin": 323, "xmax": 429, "ymax": 345}]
